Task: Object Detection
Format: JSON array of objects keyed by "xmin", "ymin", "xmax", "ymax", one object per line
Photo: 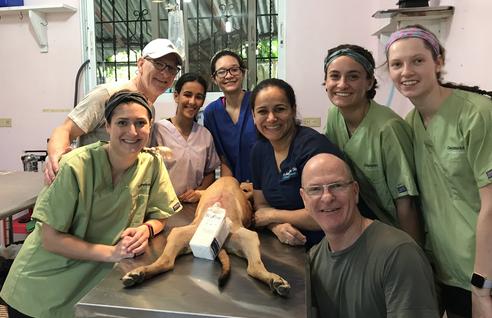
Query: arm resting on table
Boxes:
[{"xmin": 41, "ymin": 223, "xmax": 133, "ymax": 262}]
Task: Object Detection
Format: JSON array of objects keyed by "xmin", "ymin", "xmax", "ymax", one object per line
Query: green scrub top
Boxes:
[
  {"xmin": 0, "ymin": 142, "xmax": 182, "ymax": 318},
  {"xmin": 407, "ymin": 89, "xmax": 492, "ymax": 290},
  {"xmin": 325, "ymin": 100, "xmax": 418, "ymax": 227}
]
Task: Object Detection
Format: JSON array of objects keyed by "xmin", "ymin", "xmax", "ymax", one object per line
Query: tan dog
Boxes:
[{"xmin": 121, "ymin": 176, "xmax": 290, "ymax": 296}]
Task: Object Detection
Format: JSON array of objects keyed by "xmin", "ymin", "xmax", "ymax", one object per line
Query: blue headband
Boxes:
[{"xmin": 324, "ymin": 48, "xmax": 374, "ymax": 75}]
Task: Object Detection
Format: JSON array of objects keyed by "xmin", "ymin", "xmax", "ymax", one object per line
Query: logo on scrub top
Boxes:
[
  {"xmin": 487, "ymin": 169, "xmax": 492, "ymax": 180},
  {"xmin": 364, "ymin": 163, "xmax": 378, "ymax": 169},
  {"xmin": 173, "ymin": 202, "xmax": 182, "ymax": 212},
  {"xmin": 280, "ymin": 167, "xmax": 298, "ymax": 182},
  {"xmin": 446, "ymin": 145, "xmax": 465, "ymax": 153},
  {"xmin": 397, "ymin": 185, "xmax": 408, "ymax": 194}
]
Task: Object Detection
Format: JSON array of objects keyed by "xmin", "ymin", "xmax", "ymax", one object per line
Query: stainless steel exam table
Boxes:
[
  {"xmin": 76, "ymin": 203, "xmax": 311, "ymax": 318},
  {"xmin": 0, "ymin": 171, "xmax": 43, "ymax": 244}
]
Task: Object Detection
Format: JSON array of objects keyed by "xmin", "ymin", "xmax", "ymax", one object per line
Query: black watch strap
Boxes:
[{"xmin": 471, "ymin": 273, "xmax": 492, "ymax": 289}]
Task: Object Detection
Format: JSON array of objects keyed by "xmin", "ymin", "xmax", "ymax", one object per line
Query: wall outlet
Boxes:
[
  {"xmin": 0, "ymin": 118, "xmax": 12, "ymax": 127},
  {"xmin": 302, "ymin": 117, "xmax": 321, "ymax": 127}
]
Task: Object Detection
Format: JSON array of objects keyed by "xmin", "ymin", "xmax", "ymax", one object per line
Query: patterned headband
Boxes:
[
  {"xmin": 324, "ymin": 48, "xmax": 374, "ymax": 75},
  {"xmin": 385, "ymin": 27, "xmax": 440, "ymax": 57}
]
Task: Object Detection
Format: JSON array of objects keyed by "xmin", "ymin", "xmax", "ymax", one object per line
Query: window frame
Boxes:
[{"xmin": 81, "ymin": 0, "xmax": 285, "ymax": 94}]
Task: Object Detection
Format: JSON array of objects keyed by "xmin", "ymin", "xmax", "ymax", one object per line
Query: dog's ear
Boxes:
[{"xmin": 239, "ymin": 182, "xmax": 253, "ymax": 202}]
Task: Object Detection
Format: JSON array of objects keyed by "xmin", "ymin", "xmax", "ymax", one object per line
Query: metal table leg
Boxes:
[{"xmin": 7, "ymin": 215, "xmax": 13, "ymax": 246}]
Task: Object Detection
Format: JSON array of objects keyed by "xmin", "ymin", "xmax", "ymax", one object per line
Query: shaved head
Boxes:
[
  {"xmin": 302, "ymin": 154, "xmax": 353, "ymax": 187},
  {"xmin": 300, "ymin": 153, "xmax": 363, "ymax": 249}
]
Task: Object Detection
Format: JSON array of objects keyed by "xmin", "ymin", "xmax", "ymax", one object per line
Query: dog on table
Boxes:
[{"xmin": 121, "ymin": 176, "xmax": 290, "ymax": 296}]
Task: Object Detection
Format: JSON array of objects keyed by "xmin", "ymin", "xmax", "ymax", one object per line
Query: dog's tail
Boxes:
[{"xmin": 217, "ymin": 248, "xmax": 231, "ymax": 287}]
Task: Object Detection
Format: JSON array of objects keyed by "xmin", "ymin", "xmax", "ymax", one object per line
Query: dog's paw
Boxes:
[
  {"xmin": 270, "ymin": 277, "xmax": 291, "ymax": 297},
  {"xmin": 121, "ymin": 270, "xmax": 146, "ymax": 287}
]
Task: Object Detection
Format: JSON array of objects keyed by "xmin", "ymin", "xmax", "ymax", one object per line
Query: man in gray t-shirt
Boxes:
[
  {"xmin": 300, "ymin": 154, "xmax": 439, "ymax": 318},
  {"xmin": 45, "ymin": 39, "xmax": 183, "ymax": 184}
]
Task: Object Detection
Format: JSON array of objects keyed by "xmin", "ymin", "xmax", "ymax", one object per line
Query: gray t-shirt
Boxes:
[
  {"xmin": 309, "ymin": 221, "xmax": 439, "ymax": 318},
  {"xmin": 69, "ymin": 83, "xmax": 114, "ymax": 146}
]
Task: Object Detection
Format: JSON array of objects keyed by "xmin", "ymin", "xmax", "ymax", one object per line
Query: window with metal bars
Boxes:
[
  {"xmin": 93, "ymin": 0, "xmax": 151, "ymax": 84},
  {"xmin": 91, "ymin": 0, "xmax": 278, "ymax": 91}
]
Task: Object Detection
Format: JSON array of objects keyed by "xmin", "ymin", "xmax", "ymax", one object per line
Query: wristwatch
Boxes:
[{"xmin": 471, "ymin": 273, "xmax": 492, "ymax": 289}]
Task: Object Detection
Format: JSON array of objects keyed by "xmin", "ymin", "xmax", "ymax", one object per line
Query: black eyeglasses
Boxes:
[
  {"xmin": 213, "ymin": 66, "xmax": 243, "ymax": 78},
  {"xmin": 303, "ymin": 180, "xmax": 354, "ymax": 197},
  {"xmin": 145, "ymin": 58, "xmax": 181, "ymax": 76}
]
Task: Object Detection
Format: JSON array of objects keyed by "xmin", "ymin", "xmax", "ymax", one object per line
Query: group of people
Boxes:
[
  {"xmin": 1, "ymin": 24, "xmax": 491, "ymax": 318},
  {"xmin": 308, "ymin": 25, "xmax": 491, "ymax": 318}
]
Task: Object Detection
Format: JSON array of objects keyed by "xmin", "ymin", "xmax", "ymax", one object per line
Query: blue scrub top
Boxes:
[
  {"xmin": 203, "ymin": 91, "xmax": 256, "ymax": 182},
  {"xmin": 251, "ymin": 126, "xmax": 343, "ymax": 247}
]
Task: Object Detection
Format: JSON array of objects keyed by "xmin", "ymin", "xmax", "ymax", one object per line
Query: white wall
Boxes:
[
  {"xmin": 283, "ymin": 0, "xmax": 492, "ymax": 131},
  {"xmin": 1, "ymin": 0, "xmax": 491, "ymax": 170},
  {"xmin": 0, "ymin": 0, "xmax": 82, "ymax": 171}
]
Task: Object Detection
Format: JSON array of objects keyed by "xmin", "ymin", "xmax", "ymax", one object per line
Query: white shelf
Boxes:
[
  {"xmin": 372, "ymin": 5, "xmax": 454, "ymax": 19},
  {"xmin": 372, "ymin": 6, "xmax": 454, "ymax": 37},
  {"xmin": 0, "ymin": 4, "xmax": 77, "ymax": 53},
  {"xmin": 0, "ymin": 4, "xmax": 76, "ymax": 15}
]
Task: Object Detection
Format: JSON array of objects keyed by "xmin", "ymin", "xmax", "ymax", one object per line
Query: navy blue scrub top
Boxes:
[{"xmin": 251, "ymin": 126, "xmax": 343, "ymax": 247}]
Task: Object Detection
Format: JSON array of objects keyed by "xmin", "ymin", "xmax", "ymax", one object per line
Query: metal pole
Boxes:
[
  {"xmin": 247, "ymin": 0, "xmax": 257, "ymax": 90},
  {"xmin": 182, "ymin": 0, "xmax": 190, "ymax": 71}
]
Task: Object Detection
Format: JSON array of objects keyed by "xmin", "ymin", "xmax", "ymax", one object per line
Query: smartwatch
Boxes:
[{"xmin": 471, "ymin": 273, "xmax": 492, "ymax": 289}]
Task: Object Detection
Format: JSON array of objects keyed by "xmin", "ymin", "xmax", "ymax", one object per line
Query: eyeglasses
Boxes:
[
  {"xmin": 213, "ymin": 66, "xmax": 243, "ymax": 78},
  {"xmin": 303, "ymin": 180, "xmax": 354, "ymax": 197},
  {"xmin": 145, "ymin": 58, "xmax": 181, "ymax": 76}
]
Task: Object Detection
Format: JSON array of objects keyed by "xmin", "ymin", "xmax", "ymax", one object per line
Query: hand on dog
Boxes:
[
  {"xmin": 179, "ymin": 189, "xmax": 202, "ymax": 203},
  {"xmin": 120, "ymin": 226, "xmax": 151, "ymax": 256},
  {"xmin": 270, "ymin": 223, "xmax": 306, "ymax": 246},
  {"xmin": 145, "ymin": 146, "xmax": 173, "ymax": 161},
  {"xmin": 111, "ymin": 236, "xmax": 135, "ymax": 261}
]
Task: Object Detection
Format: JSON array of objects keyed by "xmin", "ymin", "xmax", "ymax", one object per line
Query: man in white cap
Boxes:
[{"xmin": 45, "ymin": 39, "xmax": 183, "ymax": 183}]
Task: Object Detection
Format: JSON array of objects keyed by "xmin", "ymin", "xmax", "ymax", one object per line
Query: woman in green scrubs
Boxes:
[
  {"xmin": 386, "ymin": 25, "xmax": 492, "ymax": 318},
  {"xmin": 323, "ymin": 44, "xmax": 422, "ymax": 244},
  {"xmin": 1, "ymin": 91, "xmax": 182, "ymax": 318}
]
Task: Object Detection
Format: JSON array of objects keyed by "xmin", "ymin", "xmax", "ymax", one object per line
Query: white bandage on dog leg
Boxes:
[{"xmin": 190, "ymin": 203, "xmax": 230, "ymax": 260}]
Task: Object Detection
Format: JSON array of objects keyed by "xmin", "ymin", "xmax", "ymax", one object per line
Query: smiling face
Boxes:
[
  {"xmin": 387, "ymin": 37, "xmax": 443, "ymax": 101},
  {"xmin": 252, "ymin": 86, "xmax": 296, "ymax": 145},
  {"xmin": 324, "ymin": 56, "xmax": 373, "ymax": 110},
  {"xmin": 106, "ymin": 102, "xmax": 151, "ymax": 157},
  {"xmin": 137, "ymin": 54, "xmax": 179, "ymax": 99},
  {"xmin": 212, "ymin": 55, "xmax": 245, "ymax": 94},
  {"xmin": 301, "ymin": 154, "xmax": 359, "ymax": 236},
  {"xmin": 174, "ymin": 80, "xmax": 206, "ymax": 120}
]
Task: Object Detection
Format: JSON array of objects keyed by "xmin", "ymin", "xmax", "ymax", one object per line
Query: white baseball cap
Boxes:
[{"xmin": 142, "ymin": 39, "xmax": 183, "ymax": 65}]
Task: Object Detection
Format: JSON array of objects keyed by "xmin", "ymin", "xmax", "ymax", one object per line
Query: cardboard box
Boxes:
[{"xmin": 190, "ymin": 203, "xmax": 230, "ymax": 260}]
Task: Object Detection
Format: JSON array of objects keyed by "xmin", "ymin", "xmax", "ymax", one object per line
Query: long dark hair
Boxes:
[
  {"xmin": 175, "ymin": 72, "xmax": 208, "ymax": 96},
  {"xmin": 174, "ymin": 72, "xmax": 208, "ymax": 122}
]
